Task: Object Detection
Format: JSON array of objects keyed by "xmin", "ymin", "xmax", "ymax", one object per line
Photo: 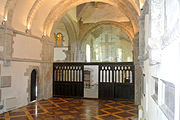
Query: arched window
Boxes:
[
  {"xmin": 86, "ymin": 44, "xmax": 91, "ymax": 62},
  {"xmin": 84, "ymin": 25, "xmax": 133, "ymax": 62}
]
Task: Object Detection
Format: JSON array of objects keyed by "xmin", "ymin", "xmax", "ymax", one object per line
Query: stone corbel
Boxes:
[
  {"xmin": 138, "ymin": 51, "xmax": 149, "ymax": 67},
  {"xmin": 147, "ymin": 37, "xmax": 161, "ymax": 65}
]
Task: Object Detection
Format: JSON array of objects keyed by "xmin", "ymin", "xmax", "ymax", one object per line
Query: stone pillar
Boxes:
[
  {"xmin": 134, "ymin": 33, "xmax": 143, "ymax": 105},
  {"xmin": 39, "ymin": 36, "xmax": 54, "ymax": 99},
  {"xmin": 63, "ymin": 46, "xmax": 71, "ymax": 62},
  {"xmin": 0, "ymin": 24, "xmax": 13, "ymax": 108},
  {"xmin": 70, "ymin": 41, "xmax": 85, "ymax": 62},
  {"xmin": 0, "ymin": 24, "xmax": 14, "ymax": 66}
]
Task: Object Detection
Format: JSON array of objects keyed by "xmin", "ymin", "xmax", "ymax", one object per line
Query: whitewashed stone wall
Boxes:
[
  {"xmin": 0, "ymin": 23, "xmax": 54, "ymax": 113},
  {"xmin": 139, "ymin": 0, "xmax": 180, "ymax": 120}
]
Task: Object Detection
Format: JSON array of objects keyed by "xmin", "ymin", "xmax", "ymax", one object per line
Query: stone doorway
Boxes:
[
  {"xmin": 30, "ymin": 69, "xmax": 37, "ymax": 102},
  {"xmin": 84, "ymin": 65, "xmax": 99, "ymax": 98}
]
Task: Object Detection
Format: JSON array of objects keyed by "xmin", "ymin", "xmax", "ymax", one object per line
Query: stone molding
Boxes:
[
  {"xmin": 0, "ymin": 25, "xmax": 42, "ymax": 40},
  {"xmin": 0, "ymin": 57, "xmax": 52, "ymax": 63}
]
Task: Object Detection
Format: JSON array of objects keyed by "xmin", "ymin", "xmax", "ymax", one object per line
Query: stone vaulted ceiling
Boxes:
[
  {"xmin": 77, "ymin": 3, "xmax": 130, "ymax": 23},
  {"xmin": 0, "ymin": 0, "xmax": 140, "ymax": 38}
]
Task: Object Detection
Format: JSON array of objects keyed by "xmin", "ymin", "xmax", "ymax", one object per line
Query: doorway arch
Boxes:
[{"xmin": 30, "ymin": 69, "xmax": 37, "ymax": 102}]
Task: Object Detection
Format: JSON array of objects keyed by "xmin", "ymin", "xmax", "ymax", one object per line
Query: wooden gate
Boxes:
[
  {"xmin": 53, "ymin": 62, "xmax": 134, "ymax": 100},
  {"xmin": 98, "ymin": 62, "xmax": 134, "ymax": 100},
  {"xmin": 53, "ymin": 63, "xmax": 84, "ymax": 97}
]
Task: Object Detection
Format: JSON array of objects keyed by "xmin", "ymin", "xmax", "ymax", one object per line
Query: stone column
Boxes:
[
  {"xmin": 0, "ymin": 24, "xmax": 14, "ymax": 66},
  {"xmin": 39, "ymin": 36, "xmax": 54, "ymax": 99},
  {"xmin": 133, "ymin": 33, "xmax": 143, "ymax": 105},
  {"xmin": 63, "ymin": 46, "xmax": 71, "ymax": 62},
  {"xmin": 70, "ymin": 40, "xmax": 85, "ymax": 62},
  {"xmin": 0, "ymin": 24, "xmax": 13, "ymax": 108}
]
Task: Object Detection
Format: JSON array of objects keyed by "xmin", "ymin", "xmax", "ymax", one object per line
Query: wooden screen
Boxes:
[
  {"xmin": 53, "ymin": 63, "xmax": 84, "ymax": 97},
  {"xmin": 53, "ymin": 62, "xmax": 134, "ymax": 100},
  {"xmin": 114, "ymin": 65, "xmax": 134, "ymax": 99},
  {"xmin": 98, "ymin": 63, "xmax": 134, "ymax": 100},
  {"xmin": 99, "ymin": 65, "xmax": 114, "ymax": 99}
]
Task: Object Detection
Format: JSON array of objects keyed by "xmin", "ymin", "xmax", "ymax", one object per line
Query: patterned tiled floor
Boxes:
[{"xmin": 0, "ymin": 97, "xmax": 137, "ymax": 120}]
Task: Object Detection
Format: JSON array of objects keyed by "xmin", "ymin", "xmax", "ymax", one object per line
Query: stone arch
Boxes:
[
  {"xmin": 80, "ymin": 22, "xmax": 134, "ymax": 50},
  {"xmin": 51, "ymin": 14, "xmax": 79, "ymax": 61},
  {"xmin": 50, "ymin": 14, "xmax": 78, "ymax": 44},
  {"xmin": 26, "ymin": 0, "xmax": 43, "ymax": 29},
  {"xmin": 2, "ymin": 0, "xmax": 139, "ymax": 38},
  {"xmin": 24, "ymin": 66, "xmax": 40, "ymax": 103},
  {"xmin": 43, "ymin": 0, "xmax": 139, "ymax": 36},
  {"xmin": 3, "ymin": 0, "xmax": 17, "ymax": 26},
  {"xmin": 80, "ymin": 21, "xmax": 134, "ymax": 42},
  {"xmin": 81, "ymin": 24, "xmax": 134, "ymax": 62}
]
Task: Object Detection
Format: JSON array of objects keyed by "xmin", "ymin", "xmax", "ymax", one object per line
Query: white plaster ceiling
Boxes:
[
  {"xmin": 1, "ymin": 0, "xmax": 140, "ymax": 37},
  {"xmin": 81, "ymin": 3, "xmax": 129, "ymax": 23}
]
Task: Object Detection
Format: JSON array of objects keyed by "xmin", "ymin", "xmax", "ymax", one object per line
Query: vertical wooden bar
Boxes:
[
  {"xmin": 125, "ymin": 66, "xmax": 127, "ymax": 83},
  {"xmin": 105, "ymin": 68, "xmax": 107, "ymax": 83},
  {"xmin": 128, "ymin": 69, "xmax": 130, "ymax": 83},
  {"xmin": 53, "ymin": 64, "xmax": 55, "ymax": 96},
  {"xmin": 114, "ymin": 67, "xmax": 116, "ymax": 83},
  {"xmin": 67, "ymin": 67, "xmax": 69, "ymax": 82},
  {"xmin": 79, "ymin": 67, "xmax": 81, "ymax": 82},
  {"xmin": 102, "ymin": 67, "xmax": 104, "ymax": 83},
  {"xmin": 73, "ymin": 67, "xmax": 75, "ymax": 82},
  {"xmin": 82, "ymin": 65, "xmax": 84, "ymax": 97},
  {"xmin": 62, "ymin": 67, "xmax": 64, "ymax": 82},
  {"xmin": 55, "ymin": 69, "xmax": 59, "ymax": 81},
  {"xmin": 109, "ymin": 67, "xmax": 110, "ymax": 83},
  {"xmin": 98, "ymin": 65, "xmax": 101, "ymax": 98},
  {"xmin": 118, "ymin": 70, "xmax": 121, "ymax": 83}
]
